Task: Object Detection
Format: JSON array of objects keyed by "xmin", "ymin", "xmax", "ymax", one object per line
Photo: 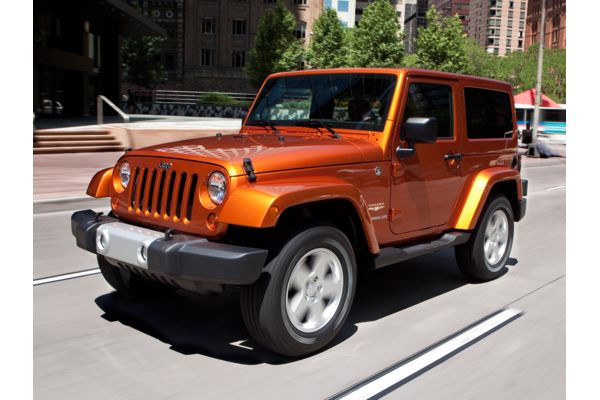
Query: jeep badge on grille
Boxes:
[{"xmin": 158, "ymin": 161, "xmax": 172, "ymax": 170}]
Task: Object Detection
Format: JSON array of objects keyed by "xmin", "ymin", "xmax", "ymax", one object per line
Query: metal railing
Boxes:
[
  {"xmin": 155, "ymin": 90, "xmax": 255, "ymax": 105},
  {"xmin": 97, "ymin": 95, "xmax": 130, "ymax": 125}
]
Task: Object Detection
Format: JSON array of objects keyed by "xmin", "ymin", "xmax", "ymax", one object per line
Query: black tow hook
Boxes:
[{"xmin": 164, "ymin": 228, "xmax": 177, "ymax": 241}]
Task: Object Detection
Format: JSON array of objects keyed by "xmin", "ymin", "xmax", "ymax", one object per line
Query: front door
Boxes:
[{"xmin": 389, "ymin": 78, "xmax": 465, "ymax": 235}]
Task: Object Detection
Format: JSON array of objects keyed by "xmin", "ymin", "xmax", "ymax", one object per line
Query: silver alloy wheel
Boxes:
[
  {"xmin": 484, "ymin": 209, "xmax": 509, "ymax": 268},
  {"xmin": 285, "ymin": 248, "xmax": 344, "ymax": 334}
]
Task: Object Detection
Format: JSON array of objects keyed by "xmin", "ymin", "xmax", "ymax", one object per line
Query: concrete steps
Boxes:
[{"xmin": 33, "ymin": 129, "xmax": 126, "ymax": 154}]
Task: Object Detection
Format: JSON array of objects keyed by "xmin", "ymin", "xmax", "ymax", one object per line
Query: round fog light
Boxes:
[
  {"xmin": 98, "ymin": 232, "xmax": 108, "ymax": 251},
  {"xmin": 140, "ymin": 244, "xmax": 148, "ymax": 261}
]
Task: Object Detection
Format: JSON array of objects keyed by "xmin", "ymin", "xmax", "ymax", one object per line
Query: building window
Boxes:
[
  {"xmin": 293, "ymin": 0, "xmax": 308, "ymax": 5},
  {"xmin": 232, "ymin": 19, "xmax": 246, "ymax": 35},
  {"xmin": 518, "ymin": 39, "xmax": 523, "ymax": 48},
  {"xmin": 493, "ymin": 47, "xmax": 499, "ymax": 55},
  {"xmin": 295, "ymin": 22, "xmax": 306, "ymax": 39},
  {"xmin": 508, "ymin": 10, "xmax": 513, "ymax": 18},
  {"xmin": 509, "ymin": 1, "xmax": 514, "ymax": 9},
  {"xmin": 520, "ymin": 2, "xmax": 526, "ymax": 10},
  {"xmin": 338, "ymin": 0, "xmax": 350, "ymax": 12},
  {"xmin": 201, "ymin": 48, "xmax": 215, "ymax": 66},
  {"xmin": 519, "ymin": 20, "xmax": 524, "ymax": 29},
  {"xmin": 506, "ymin": 38, "xmax": 511, "ymax": 47},
  {"xmin": 165, "ymin": 55, "xmax": 174, "ymax": 71},
  {"xmin": 519, "ymin": 30, "xmax": 523, "ymax": 38},
  {"xmin": 507, "ymin": 29, "xmax": 512, "ymax": 37},
  {"xmin": 202, "ymin": 17, "xmax": 216, "ymax": 34},
  {"xmin": 520, "ymin": 11, "xmax": 525, "ymax": 19},
  {"xmin": 232, "ymin": 50, "xmax": 245, "ymax": 67}
]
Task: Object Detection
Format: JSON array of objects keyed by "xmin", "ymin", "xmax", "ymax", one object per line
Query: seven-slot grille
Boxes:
[{"xmin": 129, "ymin": 167, "xmax": 199, "ymax": 221}]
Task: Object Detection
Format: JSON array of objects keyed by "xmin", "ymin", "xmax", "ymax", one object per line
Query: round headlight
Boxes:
[
  {"xmin": 207, "ymin": 171, "xmax": 227, "ymax": 205},
  {"xmin": 119, "ymin": 162, "xmax": 131, "ymax": 188}
]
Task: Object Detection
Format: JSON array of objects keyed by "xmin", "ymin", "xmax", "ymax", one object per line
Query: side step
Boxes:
[{"xmin": 373, "ymin": 232, "xmax": 470, "ymax": 269}]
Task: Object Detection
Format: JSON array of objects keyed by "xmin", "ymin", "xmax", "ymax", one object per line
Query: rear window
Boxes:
[{"xmin": 464, "ymin": 88, "xmax": 513, "ymax": 139}]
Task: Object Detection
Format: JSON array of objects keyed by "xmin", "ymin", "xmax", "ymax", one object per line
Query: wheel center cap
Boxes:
[{"xmin": 305, "ymin": 277, "xmax": 322, "ymax": 302}]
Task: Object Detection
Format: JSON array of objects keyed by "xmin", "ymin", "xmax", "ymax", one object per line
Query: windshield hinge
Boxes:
[{"xmin": 243, "ymin": 158, "xmax": 257, "ymax": 183}]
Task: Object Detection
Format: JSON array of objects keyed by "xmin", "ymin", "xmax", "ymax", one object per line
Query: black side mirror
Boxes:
[
  {"xmin": 396, "ymin": 117, "xmax": 438, "ymax": 159},
  {"xmin": 404, "ymin": 117, "xmax": 438, "ymax": 143}
]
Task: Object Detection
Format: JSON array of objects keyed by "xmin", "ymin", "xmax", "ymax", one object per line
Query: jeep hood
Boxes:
[{"xmin": 129, "ymin": 134, "xmax": 383, "ymax": 176}]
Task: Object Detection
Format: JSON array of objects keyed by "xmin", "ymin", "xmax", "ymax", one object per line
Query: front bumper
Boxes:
[{"xmin": 71, "ymin": 210, "xmax": 268, "ymax": 285}]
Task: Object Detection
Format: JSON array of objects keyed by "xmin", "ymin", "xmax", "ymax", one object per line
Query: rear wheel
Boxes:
[
  {"xmin": 455, "ymin": 195, "xmax": 514, "ymax": 281},
  {"xmin": 98, "ymin": 255, "xmax": 175, "ymax": 299},
  {"xmin": 240, "ymin": 225, "xmax": 356, "ymax": 357}
]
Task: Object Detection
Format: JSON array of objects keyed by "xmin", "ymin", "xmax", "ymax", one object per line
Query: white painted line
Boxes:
[
  {"xmin": 335, "ymin": 308, "xmax": 522, "ymax": 400},
  {"xmin": 33, "ymin": 268, "xmax": 101, "ymax": 286},
  {"xmin": 230, "ymin": 340, "xmax": 254, "ymax": 350},
  {"xmin": 545, "ymin": 185, "xmax": 566, "ymax": 191}
]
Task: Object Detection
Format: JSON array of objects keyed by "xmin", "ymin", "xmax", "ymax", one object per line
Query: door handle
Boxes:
[{"xmin": 444, "ymin": 153, "xmax": 463, "ymax": 161}]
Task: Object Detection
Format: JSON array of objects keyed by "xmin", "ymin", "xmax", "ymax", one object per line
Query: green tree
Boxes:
[
  {"xmin": 496, "ymin": 46, "xmax": 566, "ymax": 103},
  {"xmin": 306, "ymin": 9, "xmax": 348, "ymax": 69},
  {"xmin": 415, "ymin": 7, "xmax": 469, "ymax": 73},
  {"xmin": 121, "ymin": 36, "xmax": 166, "ymax": 89},
  {"xmin": 348, "ymin": 0, "xmax": 404, "ymax": 67},
  {"xmin": 463, "ymin": 39, "xmax": 498, "ymax": 78},
  {"xmin": 540, "ymin": 47, "xmax": 566, "ymax": 103},
  {"xmin": 245, "ymin": 1, "xmax": 303, "ymax": 88}
]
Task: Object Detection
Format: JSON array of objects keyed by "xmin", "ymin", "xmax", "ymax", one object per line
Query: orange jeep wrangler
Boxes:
[{"xmin": 72, "ymin": 68, "xmax": 527, "ymax": 356}]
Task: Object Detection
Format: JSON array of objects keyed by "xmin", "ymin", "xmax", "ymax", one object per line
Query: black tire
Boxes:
[
  {"xmin": 455, "ymin": 195, "xmax": 514, "ymax": 281},
  {"xmin": 240, "ymin": 225, "xmax": 357, "ymax": 357},
  {"xmin": 98, "ymin": 255, "xmax": 175, "ymax": 299}
]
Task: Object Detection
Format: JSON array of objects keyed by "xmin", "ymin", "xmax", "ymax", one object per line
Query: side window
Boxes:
[
  {"xmin": 404, "ymin": 83, "xmax": 454, "ymax": 138},
  {"xmin": 464, "ymin": 88, "xmax": 513, "ymax": 139}
]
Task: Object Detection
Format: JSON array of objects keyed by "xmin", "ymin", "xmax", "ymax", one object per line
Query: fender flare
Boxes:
[
  {"xmin": 219, "ymin": 178, "xmax": 380, "ymax": 253},
  {"xmin": 451, "ymin": 167, "xmax": 522, "ymax": 230},
  {"xmin": 86, "ymin": 167, "xmax": 113, "ymax": 198}
]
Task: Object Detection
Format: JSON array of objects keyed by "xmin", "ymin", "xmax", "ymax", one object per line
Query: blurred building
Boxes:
[
  {"xmin": 147, "ymin": 0, "xmax": 321, "ymax": 93},
  {"xmin": 404, "ymin": 0, "xmax": 429, "ymax": 54},
  {"xmin": 469, "ymin": 0, "xmax": 528, "ymax": 56},
  {"xmin": 324, "ymin": 0, "xmax": 357, "ymax": 27},
  {"xmin": 428, "ymin": 0, "xmax": 470, "ymax": 30},
  {"xmin": 137, "ymin": 1, "xmax": 185, "ymax": 83},
  {"xmin": 324, "ymin": 1, "xmax": 406, "ymax": 29},
  {"xmin": 525, "ymin": 0, "xmax": 565, "ymax": 50},
  {"xmin": 34, "ymin": 0, "xmax": 165, "ymax": 117},
  {"xmin": 355, "ymin": 1, "xmax": 406, "ymax": 28}
]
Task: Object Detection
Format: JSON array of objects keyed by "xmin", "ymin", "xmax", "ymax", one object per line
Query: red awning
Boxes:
[{"xmin": 514, "ymin": 89, "xmax": 560, "ymax": 108}]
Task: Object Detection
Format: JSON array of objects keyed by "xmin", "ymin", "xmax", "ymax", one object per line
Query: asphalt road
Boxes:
[{"xmin": 33, "ymin": 158, "xmax": 566, "ymax": 400}]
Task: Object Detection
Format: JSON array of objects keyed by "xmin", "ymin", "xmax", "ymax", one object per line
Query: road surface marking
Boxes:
[
  {"xmin": 33, "ymin": 268, "xmax": 101, "ymax": 286},
  {"xmin": 545, "ymin": 185, "xmax": 566, "ymax": 191},
  {"xmin": 330, "ymin": 308, "xmax": 522, "ymax": 400}
]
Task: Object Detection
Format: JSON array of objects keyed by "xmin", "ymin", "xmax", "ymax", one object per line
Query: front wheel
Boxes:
[
  {"xmin": 455, "ymin": 195, "xmax": 514, "ymax": 281},
  {"xmin": 240, "ymin": 225, "xmax": 357, "ymax": 357}
]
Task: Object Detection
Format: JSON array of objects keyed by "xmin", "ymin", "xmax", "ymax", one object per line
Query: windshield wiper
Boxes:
[
  {"xmin": 247, "ymin": 119, "xmax": 281, "ymax": 135},
  {"xmin": 293, "ymin": 121, "xmax": 341, "ymax": 139}
]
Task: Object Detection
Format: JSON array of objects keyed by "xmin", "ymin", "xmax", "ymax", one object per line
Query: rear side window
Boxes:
[
  {"xmin": 464, "ymin": 88, "xmax": 513, "ymax": 139},
  {"xmin": 404, "ymin": 83, "xmax": 453, "ymax": 138}
]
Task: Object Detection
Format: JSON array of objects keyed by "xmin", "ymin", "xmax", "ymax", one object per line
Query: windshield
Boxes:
[{"xmin": 247, "ymin": 73, "xmax": 397, "ymax": 132}]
